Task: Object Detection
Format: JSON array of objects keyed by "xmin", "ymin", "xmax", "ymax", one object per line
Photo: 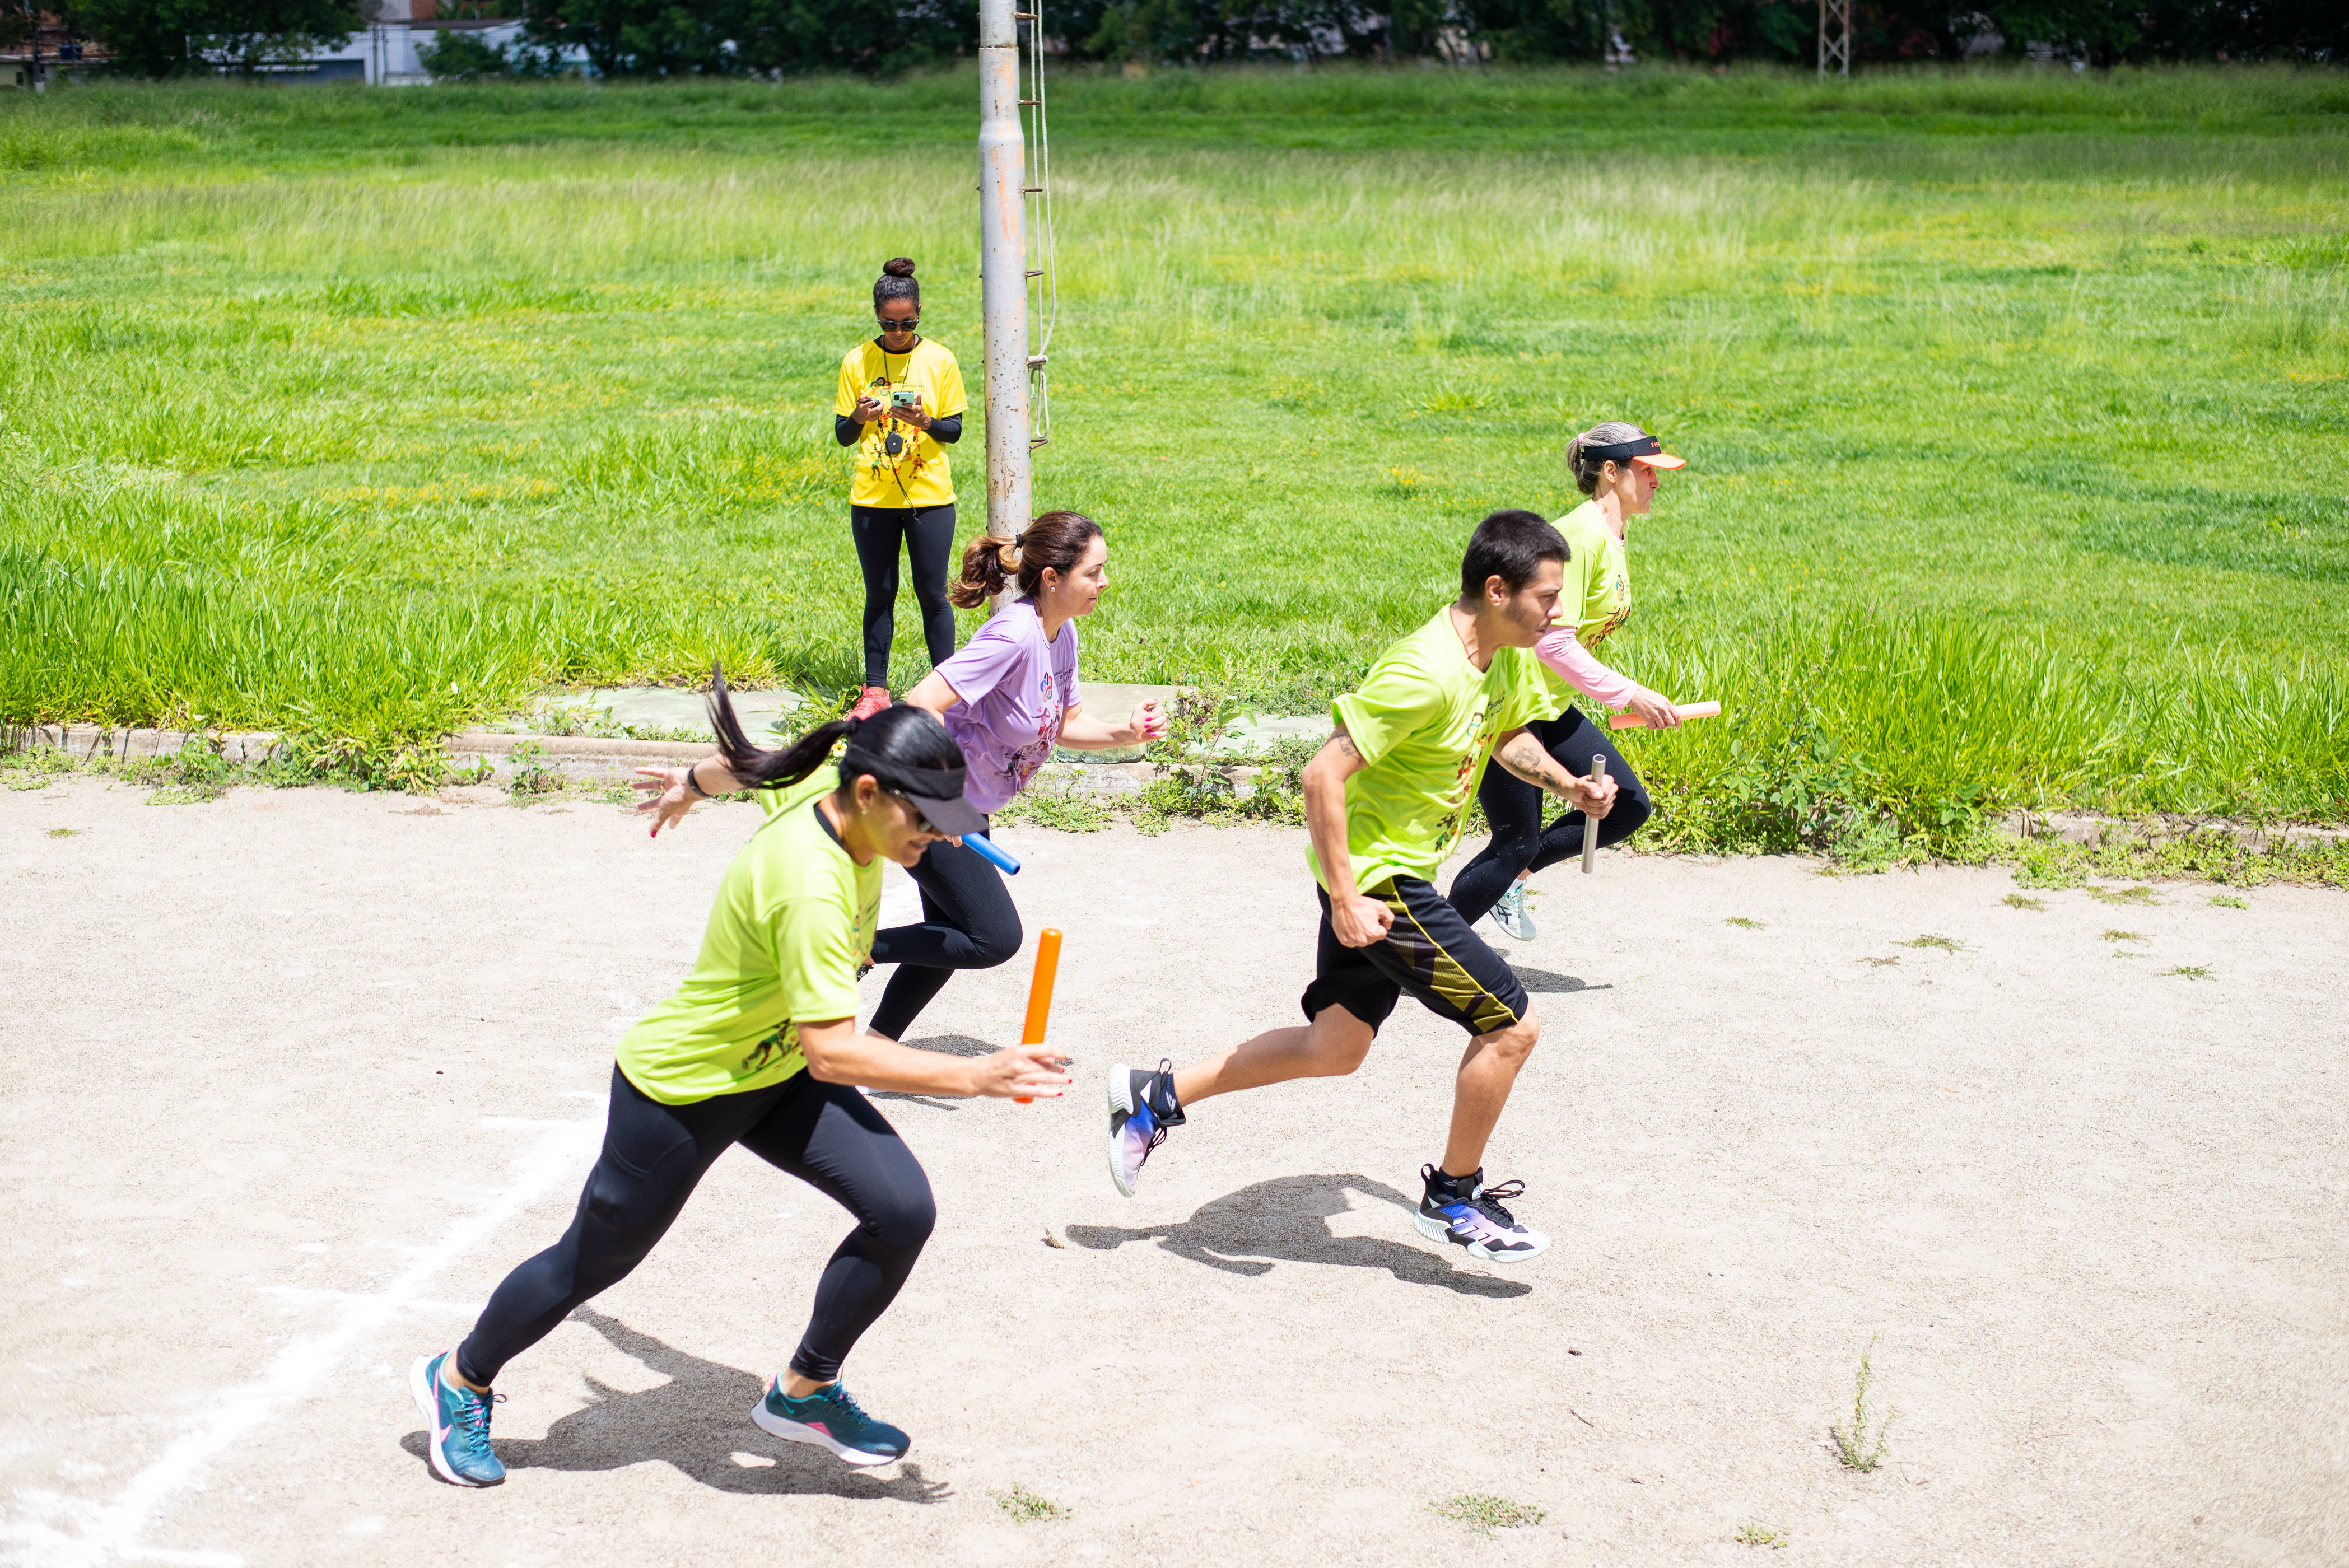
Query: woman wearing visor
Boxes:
[
  {"xmin": 1450, "ymin": 422, "xmax": 1689, "ymax": 940},
  {"xmin": 411, "ymin": 696, "xmax": 1069, "ymax": 1490}
]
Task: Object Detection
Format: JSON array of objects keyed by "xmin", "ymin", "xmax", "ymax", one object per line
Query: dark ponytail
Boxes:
[
  {"xmin": 873, "ymin": 256, "xmax": 919, "ymax": 312},
  {"xmin": 706, "ymin": 664, "xmax": 962, "ymax": 792},
  {"xmin": 950, "ymin": 509, "xmax": 1104, "ymax": 609}
]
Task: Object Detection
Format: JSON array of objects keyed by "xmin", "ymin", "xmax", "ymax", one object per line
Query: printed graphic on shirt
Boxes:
[
  {"xmin": 836, "ymin": 338, "xmax": 966, "ymax": 510},
  {"xmin": 1000, "ymin": 668, "xmax": 1067, "ymax": 797}
]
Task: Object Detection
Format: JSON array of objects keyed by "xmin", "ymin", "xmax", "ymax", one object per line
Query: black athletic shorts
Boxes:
[{"xmin": 1299, "ymin": 876, "xmax": 1530, "ymax": 1038}]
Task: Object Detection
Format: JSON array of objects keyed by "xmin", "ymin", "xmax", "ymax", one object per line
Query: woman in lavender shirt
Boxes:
[{"xmin": 872, "ymin": 510, "xmax": 1166, "ymax": 1043}]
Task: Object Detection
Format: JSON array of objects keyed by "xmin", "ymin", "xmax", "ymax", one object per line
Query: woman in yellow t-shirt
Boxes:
[
  {"xmin": 1451, "ymin": 422, "xmax": 1688, "ymax": 941},
  {"xmin": 408, "ymin": 693, "xmax": 1067, "ymax": 1491},
  {"xmin": 835, "ymin": 256, "xmax": 969, "ymax": 721}
]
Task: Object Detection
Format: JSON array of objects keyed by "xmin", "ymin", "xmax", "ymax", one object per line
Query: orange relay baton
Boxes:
[{"xmin": 1012, "ymin": 928, "xmax": 1062, "ymax": 1103}]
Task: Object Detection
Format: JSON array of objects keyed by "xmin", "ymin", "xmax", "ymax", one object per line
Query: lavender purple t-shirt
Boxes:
[{"xmin": 935, "ymin": 598, "xmax": 1082, "ymax": 815}]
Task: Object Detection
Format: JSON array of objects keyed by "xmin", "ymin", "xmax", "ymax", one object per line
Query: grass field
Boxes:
[{"xmin": 3, "ymin": 67, "xmax": 2345, "ymax": 847}]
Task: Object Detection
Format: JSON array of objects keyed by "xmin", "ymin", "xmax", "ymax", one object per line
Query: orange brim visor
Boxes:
[{"xmin": 1633, "ymin": 451, "xmax": 1686, "ymax": 469}]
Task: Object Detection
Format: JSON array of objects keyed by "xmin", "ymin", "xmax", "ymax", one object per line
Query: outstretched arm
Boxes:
[
  {"xmin": 796, "ymin": 1018, "xmax": 1071, "ymax": 1099},
  {"xmin": 1056, "ymin": 698, "xmax": 1168, "ymax": 750},
  {"xmin": 632, "ymin": 754, "xmax": 746, "ymax": 838},
  {"xmin": 1492, "ymin": 726, "xmax": 1618, "ymax": 818}
]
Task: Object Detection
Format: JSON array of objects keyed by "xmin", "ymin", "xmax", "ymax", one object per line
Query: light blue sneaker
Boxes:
[
  {"xmin": 751, "ymin": 1377, "xmax": 910, "ymax": 1466},
  {"xmin": 410, "ymin": 1350, "xmax": 506, "ymax": 1487},
  {"xmin": 1490, "ymin": 882, "xmax": 1538, "ymax": 941}
]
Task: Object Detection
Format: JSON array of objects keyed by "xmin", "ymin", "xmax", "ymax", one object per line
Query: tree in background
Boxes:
[
  {"xmin": 62, "ymin": 0, "xmax": 359, "ymax": 73},
  {"xmin": 515, "ymin": 0, "xmax": 976, "ymax": 74}
]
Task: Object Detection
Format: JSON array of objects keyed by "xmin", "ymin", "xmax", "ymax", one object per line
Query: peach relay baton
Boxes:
[{"xmin": 1608, "ymin": 700, "xmax": 1721, "ymax": 731}]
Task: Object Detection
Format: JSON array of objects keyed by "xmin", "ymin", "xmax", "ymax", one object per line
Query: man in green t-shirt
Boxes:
[{"xmin": 1104, "ymin": 511, "xmax": 1619, "ymax": 1263}]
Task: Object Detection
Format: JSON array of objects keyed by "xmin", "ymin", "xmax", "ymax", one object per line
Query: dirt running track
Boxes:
[{"xmin": 3, "ymin": 778, "xmax": 2344, "ymax": 1567}]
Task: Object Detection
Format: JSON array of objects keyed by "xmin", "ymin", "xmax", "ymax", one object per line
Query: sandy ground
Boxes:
[{"xmin": 2, "ymin": 776, "xmax": 2344, "ymax": 1568}]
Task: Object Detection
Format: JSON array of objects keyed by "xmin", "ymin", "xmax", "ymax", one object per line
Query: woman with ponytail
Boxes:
[
  {"xmin": 860, "ymin": 509, "xmax": 1167, "ymax": 1044},
  {"xmin": 409, "ymin": 680, "xmax": 1069, "ymax": 1493},
  {"xmin": 1449, "ymin": 421, "xmax": 1686, "ymax": 940},
  {"xmin": 836, "ymin": 256, "xmax": 968, "ymax": 722}
]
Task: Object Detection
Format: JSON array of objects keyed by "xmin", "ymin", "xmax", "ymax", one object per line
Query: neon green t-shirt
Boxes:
[
  {"xmin": 617, "ymin": 771, "xmax": 879, "ymax": 1105},
  {"xmin": 1309, "ymin": 608, "xmax": 1549, "ymax": 893},
  {"xmin": 1554, "ymin": 499, "xmax": 1632, "ymax": 649},
  {"xmin": 1521, "ymin": 498, "xmax": 1635, "ymax": 721}
]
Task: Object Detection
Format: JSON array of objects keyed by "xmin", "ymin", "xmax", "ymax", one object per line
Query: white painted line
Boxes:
[{"xmin": 2, "ymin": 1110, "xmax": 605, "ymax": 1568}]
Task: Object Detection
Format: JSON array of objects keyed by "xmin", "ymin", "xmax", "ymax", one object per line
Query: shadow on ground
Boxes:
[
  {"xmin": 866, "ymin": 1035, "xmax": 999, "ymax": 1111},
  {"xmin": 1486, "ymin": 960, "xmax": 1609, "ymax": 995},
  {"xmin": 399, "ymin": 1309, "xmax": 949, "ymax": 1500},
  {"xmin": 1064, "ymin": 1174, "xmax": 1531, "ymax": 1299}
]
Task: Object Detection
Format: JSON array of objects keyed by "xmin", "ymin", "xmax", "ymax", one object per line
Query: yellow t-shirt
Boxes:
[
  {"xmin": 1520, "ymin": 499, "xmax": 1635, "ymax": 721},
  {"xmin": 1553, "ymin": 499, "xmax": 1632, "ymax": 649},
  {"xmin": 616, "ymin": 771, "xmax": 880, "ymax": 1105},
  {"xmin": 1309, "ymin": 609, "xmax": 1550, "ymax": 893},
  {"xmin": 835, "ymin": 337, "xmax": 967, "ymax": 508}
]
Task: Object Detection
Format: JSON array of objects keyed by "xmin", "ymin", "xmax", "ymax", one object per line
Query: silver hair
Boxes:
[{"xmin": 1566, "ymin": 421, "xmax": 1650, "ymax": 497}]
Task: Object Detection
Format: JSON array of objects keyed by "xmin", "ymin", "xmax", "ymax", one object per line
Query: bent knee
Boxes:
[
  {"xmin": 864, "ymin": 1189, "xmax": 938, "ymax": 1252},
  {"xmin": 970, "ymin": 914, "xmax": 1024, "ymax": 968},
  {"xmin": 1486, "ymin": 1012, "xmax": 1541, "ymax": 1060}
]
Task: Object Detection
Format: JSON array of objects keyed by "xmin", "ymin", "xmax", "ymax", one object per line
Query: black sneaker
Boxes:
[
  {"xmin": 1107, "ymin": 1059, "xmax": 1185, "ymax": 1198},
  {"xmin": 1413, "ymin": 1164, "xmax": 1549, "ymax": 1263}
]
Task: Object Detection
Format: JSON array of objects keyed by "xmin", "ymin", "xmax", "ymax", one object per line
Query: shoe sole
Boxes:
[
  {"xmin": 749, "ymin": 1395, "xmax": 905, "ymax": 1467},
  {"xmin": 409, "ymin": 1354, "xmax": 502, "ymax": 1487},
  {"xmin": 1491, "ymin": 910, "xmax": 1538, "ymax": 942},
  {"xmin": 1107, "ymin": 1063, "xmax": 1139, "ymax": 1198},
  {"xmin": 1412, "ymin": 1209, "xmax": 1549, "ymax": 1264}
]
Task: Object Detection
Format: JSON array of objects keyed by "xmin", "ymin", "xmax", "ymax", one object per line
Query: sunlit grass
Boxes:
[{"xmin": 1, "ymin": 68, "xmax": 2343, "ymax": 832}]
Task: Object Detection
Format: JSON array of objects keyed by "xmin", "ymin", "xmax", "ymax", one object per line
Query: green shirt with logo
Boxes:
[
  {"xmin": 618, "ymin": 771, "xmax": 878, "ymax": 1105},
  {"xmin": 1311, "ymin": 608, "xmax": 1548, "ymax": 893}
]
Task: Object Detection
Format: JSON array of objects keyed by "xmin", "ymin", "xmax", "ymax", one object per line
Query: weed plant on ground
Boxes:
[{"xmin": 2, "ymin": 67, "xmax": 2343, "ymax": 842}]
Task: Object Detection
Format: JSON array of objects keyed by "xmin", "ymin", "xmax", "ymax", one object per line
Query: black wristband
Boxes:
[{"xmin": 684, "ymin": 762, "xmax": 713, "ymax": 800}]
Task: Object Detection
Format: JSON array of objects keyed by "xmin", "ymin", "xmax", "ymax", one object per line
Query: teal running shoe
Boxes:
[
  {"xmin": 1490, "ymin": 882, "xmax": 1537, "ymax": 942},
  {"xmin": 751, "ymin": 1377, "xmax": 910, "ymax": 1467},
  {"xmin": 410, "ymin": 1350, "xmax": 506, "ymax": 1487}
]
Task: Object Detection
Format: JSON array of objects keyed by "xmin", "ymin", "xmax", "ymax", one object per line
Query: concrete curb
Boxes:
[
  {"xmin": 2, "ymin": 723, "xmax": 285, "ymax": 763},
  {"xmin": 3, "ymin": 724, "xmax": 2339, "ymax": 853}
]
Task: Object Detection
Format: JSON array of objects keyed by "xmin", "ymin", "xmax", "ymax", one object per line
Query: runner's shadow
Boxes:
[
  {"xmin": 867, "ymin": 1035, "xmax": 993, "ymax": 1111},
  {"xmin": 400, "ymin": 1309, "xmax": 948, "ymax": 1501},
  {"xmin": 1064, "ymin": 1173, "xmax": 1531, "ymax": 1299},
  {"xmin": 1515, "ymin": 968, "xmax": 1609, "ymax": 994}
]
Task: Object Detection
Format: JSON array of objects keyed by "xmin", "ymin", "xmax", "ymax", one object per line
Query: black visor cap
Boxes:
[{"xmin": 840, "ymin": 748, "xmax": 988, "ymax": 838}]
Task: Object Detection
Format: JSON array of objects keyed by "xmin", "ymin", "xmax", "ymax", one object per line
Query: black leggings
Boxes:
[
  {"xmin": 457, "ymin": 1065, "xmax": 935, "ymax": 1388},
  {"xmin": 868, "ymin": 833, "xmax": 1023, "ymax": 1043},
  {"xmin": 1449, "ymin": 708, "xmax": 1654, "ymax": 927},
  {"xmin": 850, "ymin": 503, "xmax": 957, "ymax": 687}
]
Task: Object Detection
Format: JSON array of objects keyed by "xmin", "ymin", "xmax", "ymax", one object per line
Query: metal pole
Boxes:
[{"xmin": 977, "ymin": 0, "xmax": 1031, "ymax": 543}]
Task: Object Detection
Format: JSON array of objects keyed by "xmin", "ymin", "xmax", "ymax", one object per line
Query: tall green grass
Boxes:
[{"xmin": 2, "ymin": 69, "xmax": 2343, "ymax": 830}]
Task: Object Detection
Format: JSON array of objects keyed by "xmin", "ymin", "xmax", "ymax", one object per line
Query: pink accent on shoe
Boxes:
[{"xmin": 849, "ymin": 686, "xmax": 892, "ymax": 721}]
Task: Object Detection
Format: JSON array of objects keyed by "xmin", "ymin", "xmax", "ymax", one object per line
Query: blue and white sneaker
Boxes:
[
  {"xmin": 410, "ymin": 1349, "xmax": 506, "ymax": 1487},
  {"xmin": 1108, "ymin": 1059, "xmax": 1185, "ymax": 1198},
  {"xmin": 1413, "ymin": 1165, "xmax": 1549, "ymax": 1263},
  {"xmin": 751, "ymin": 1377, "xmax": 910, "ymax": 1466},
  {"xmin": 1490, "ymin": 882, "xmax": 1538, "ymax": 941}
]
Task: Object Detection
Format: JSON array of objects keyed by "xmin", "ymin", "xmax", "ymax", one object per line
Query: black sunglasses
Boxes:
[
  {"xmin": 889, "ymin": 791, "xmax": 938, "ymax": 834},
  {"xmin": 877, "ymin": 316, "xmax": 920, "ymax": 332}
]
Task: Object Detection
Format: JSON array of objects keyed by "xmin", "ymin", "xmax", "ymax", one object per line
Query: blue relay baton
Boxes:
[{"xmin": 964, "ymin": 833, "xmax": 1021, "ymax": 876}]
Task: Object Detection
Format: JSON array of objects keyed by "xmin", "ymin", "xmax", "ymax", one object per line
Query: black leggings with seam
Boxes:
[
  {"xmin": 868, "ymin": 832, "xmax": 1023, "ymax": 1043},
  {"xmin": 1448, "ymin": 708, "xmax": 1654, "ymax": 928},
  {"xmin": 456, "ymin": 1064, "xmax": 935, "ymax": 1389},
  {"xmin": 850, "ymin": 503, "xmax": 957, "ymax": 687}
]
